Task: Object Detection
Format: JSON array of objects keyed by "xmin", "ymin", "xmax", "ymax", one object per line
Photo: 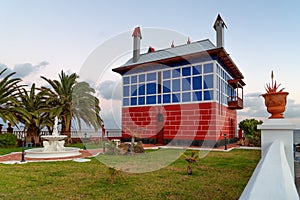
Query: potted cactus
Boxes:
[{"xmin": 262, "ymin": 71, "xmax": 289, "ymax": 119}]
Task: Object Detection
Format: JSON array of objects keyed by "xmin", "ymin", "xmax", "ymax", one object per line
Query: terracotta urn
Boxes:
[{"xmin": 262, "ymin": 92, "xmax": 289, "ymax": 119}]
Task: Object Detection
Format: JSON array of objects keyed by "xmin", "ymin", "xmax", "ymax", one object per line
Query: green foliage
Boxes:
[
  {"xmin": 41, "ymin": 70, "xmax": 102, "ymax": 137},
  {"xmin": 0, "ymin": 133, "xmax": 17, "ymax": 148},
  {"xmin": 16, "ymin": 84, "xmax": 52, "ymax": 137},
  {"xmin": 0, "ymin": 67, "xmax": 102, "ymax": 142},
  {"xmin": 0, "ymin": 68, "xmax": 23, "ymax": 125},
  {"xmin": 246, "ymin": 131, "xmax": 261, "ymax": 147},
  {"xmin": 238, "ymin": 118, "xmax": 263, "ymax": 136},
  {"xmin": 239, "ymin": 118, "xmax": 263, "ymax": 147}
]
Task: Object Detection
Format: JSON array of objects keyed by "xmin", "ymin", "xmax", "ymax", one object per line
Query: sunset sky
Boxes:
[{"xmin": 1, "ymin": 0, "xmax": 300, "ymax": 129}]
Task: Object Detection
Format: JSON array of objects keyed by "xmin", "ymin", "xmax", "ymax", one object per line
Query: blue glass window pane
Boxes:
[
  {"xmin": 139, "ymin": 74, "xmax": 145, "ymax": 82},
  {"xmin": 204, "ymin": 90, "xmax": 213, "ymax": 101},
  {"xmin": 138, "ymin": 84, "xmax": 145, "ymax": 95},
  {"xmin": 193, "ymin": 65, "xmax": 202, "ymax": 75},
  {"xmin": 123, "ymin": 98, "xmax": 129, "ymax": 106},
  {"xmin": 172, "ymin": 68, "xmax": 180, "ymax": 78},
  {"xmin": 182, "ymin": 77, "xmax": 191, "ymax": 91},
  {"xmin": 131, "ymin": 97, "xmax": 137, "ymax": 105},
  {"xmin": 131, "ymin": 75, "xmax": 137, "ymax": 84},
  {"xmin": 182, "ymin": 67, "xmax": 191, "ymax": 76},
  {"xmin": 146, "ymin": 96, "xmax": 156, "ymax": 104},
  {"xmin": 193, "ymin": 91, "xmax": 202, "ymax": 101},
  {"xmin": 192, "ymin": 76, "xmax": 202, "ymax": 90},
  {"xmin": 204, "ymin": 74, "xmax": 213, "ymax": 89},
  {"xmin": 131, "ymin": 85, "xmax": 137, "ymax": 96},
  {"xmin": 163, "ymin": 94, "xmax": 170, "ymax": 103},
  {"xmin": 123, "ymin": 86, "xmax": 129, "ymax": 97},
  {"xmin": 172, "ymin": 79, "xmax": 180, "ymax": 92},
  {"xmin": 182, "ymin": 92, "xmax": 191, "ymax": 102},
  {"xmin": 147, "ymin": 72, "xmax": 156, "ymax": 81},
  {"xmin": 123, "ymin": 77, "xmax": 130, "ymax": 85},
  {"xmin": 227, "ymin": 85, "xmax": 231, "ymax": 96},
  {"xmin": 163, "ymin": 80, "xmax": 171, "ymax": 93},
  {"xmin": 204, "ymin": 63, "xmax": 213, "ymax": 73},
  {"xmin": 147, "ymin": 83, "xmax": 156, "ymax": 94},
  {"xmin": 172, "ymin": 93, "xmax": 180, "ymax": 103},
  {"xmin": 158, "ymin": 95, "xmax": 161, "ymax": 104},
  {"xmin": 138, "ymin": 97, "xmax": 145, "ymax": 105},
  {"xmin": 163, "ymin": 70, "xmax": 170, "ymax": 79}
]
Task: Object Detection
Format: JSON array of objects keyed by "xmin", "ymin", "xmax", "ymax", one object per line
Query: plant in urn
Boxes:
[{"xmin": 262, "ymin": 70, "xmax": 288, "ymax": 119}]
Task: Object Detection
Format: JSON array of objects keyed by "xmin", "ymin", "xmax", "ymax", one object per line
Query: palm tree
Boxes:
[
  {"xmin": 41, "ymin": 70, "xmax": 102, "ymax": 141},
  {"xmin": 72, "ymin": 81, "xmax": 102, "ymax": 131},
  {"xmin": 16, "ymin": 84, "xmax": 53, "ymax": 137},
  {"xmin": 0, "ymin": 68, "xmax": 23, "ymax": 125}
]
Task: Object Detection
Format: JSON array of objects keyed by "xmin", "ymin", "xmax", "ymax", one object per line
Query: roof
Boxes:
[
  {"xmin": 113, "ymin": 39, "xmax": 244, "ymax": 79},
  {"xmin": 118, "ymin": 39, "xmax": 215, "ymax": 67}
]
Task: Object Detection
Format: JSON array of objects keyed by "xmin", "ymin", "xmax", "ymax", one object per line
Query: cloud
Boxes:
[
  {"xmin": 286, "ymin": 99, "xmax": 300, "ymax": 118},
  {"xmin": 0, "ymin": 63, "xmax": 14, "ymax": 75},
  {"xmin": 238, "ymin": 92, "xmax": 300, "ymax": 122},
  {"xmin": 238, "ymin": 92, "xmax": 266, "ymax": 118},
  {"xmin": 97, "ymin": 80, "xmax": 122, "ymax": 100},
  {"xmin": 12, "ymin": 61, "xmax": 49, "ymax": 78},
  {"xmin": 0, "ymin": 63, "xmax": 8, "ymax": 70}
]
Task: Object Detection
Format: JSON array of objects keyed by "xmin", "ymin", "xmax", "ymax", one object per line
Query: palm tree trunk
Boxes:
[{"xmin": 61, "ymin": 118, "xmax": 72, "ymax": 143}]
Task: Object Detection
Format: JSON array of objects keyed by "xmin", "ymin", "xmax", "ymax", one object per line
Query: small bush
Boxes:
[{"xmin": 0, "ymin": 133, "xmax": 18, "ymax": 148}]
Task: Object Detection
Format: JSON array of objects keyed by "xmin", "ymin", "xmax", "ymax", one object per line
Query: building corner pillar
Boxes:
[{"xmin": 258, "ymin": 119, "xmax": 295, "ymax": 176}]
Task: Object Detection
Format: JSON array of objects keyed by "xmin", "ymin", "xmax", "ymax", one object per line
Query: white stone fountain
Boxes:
[{"xmin": 25, "ymin": 117, "xmax": 81, "ymax": 158}]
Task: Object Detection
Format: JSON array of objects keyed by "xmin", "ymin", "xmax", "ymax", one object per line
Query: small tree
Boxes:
[
  {"xmin": 124, "ymin": 127, "xmax": 142, "ymax": 153},
  {"xmin": 181, "ymin": 150, "xmax": 199, "ymax": 175},
  {"xmin": 239, "ymin": 118, "xmax": 263, "ymax": 147}
]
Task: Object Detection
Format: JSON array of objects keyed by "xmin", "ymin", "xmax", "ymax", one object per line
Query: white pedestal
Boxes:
[{"xmin": 258, "ymin": 119, "xmax": 295, "ymax": 176}]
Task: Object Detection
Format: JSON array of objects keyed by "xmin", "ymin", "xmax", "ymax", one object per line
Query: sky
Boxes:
[{"xmin": 1, "ymin": 0, "xmax": 300, "ymax": 129}]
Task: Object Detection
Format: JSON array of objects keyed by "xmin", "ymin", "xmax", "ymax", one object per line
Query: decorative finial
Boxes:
[
  {"xmin": 171, "ymin": 40, "xmax": 175, "ymax": 48},
  {"xmin": 187, "ymin": 37, "xmax": 191, "ymax": 44}
]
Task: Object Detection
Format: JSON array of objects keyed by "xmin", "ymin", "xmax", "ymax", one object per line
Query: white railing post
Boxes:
[{"xmin": 258, "ymin": 118, "xmax": 295, "ymax": 176}]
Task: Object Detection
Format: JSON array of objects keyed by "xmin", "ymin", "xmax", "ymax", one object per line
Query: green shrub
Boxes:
[{"xmin": 0, "ymin": 133, "xmax": 18, "ymax": 148}]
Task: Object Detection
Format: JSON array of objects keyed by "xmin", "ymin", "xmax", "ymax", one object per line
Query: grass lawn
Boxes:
[{"xmin": 0, "ymin": 149, "xmax": 260, "ymax": 200}]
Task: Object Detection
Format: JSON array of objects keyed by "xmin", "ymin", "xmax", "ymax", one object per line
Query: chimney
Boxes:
[
  {"xmin": 213, "ymin": 14, "xmax": 227, "ymax": 48},
  {"xmin": 132, "ymin": 27, "xmax": 142, "ymax": 62}
]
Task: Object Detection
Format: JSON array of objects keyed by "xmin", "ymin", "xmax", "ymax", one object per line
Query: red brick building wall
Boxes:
[{"xmin": 122, "ymin": 102, "xmax": 236, "ymax": 146}]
